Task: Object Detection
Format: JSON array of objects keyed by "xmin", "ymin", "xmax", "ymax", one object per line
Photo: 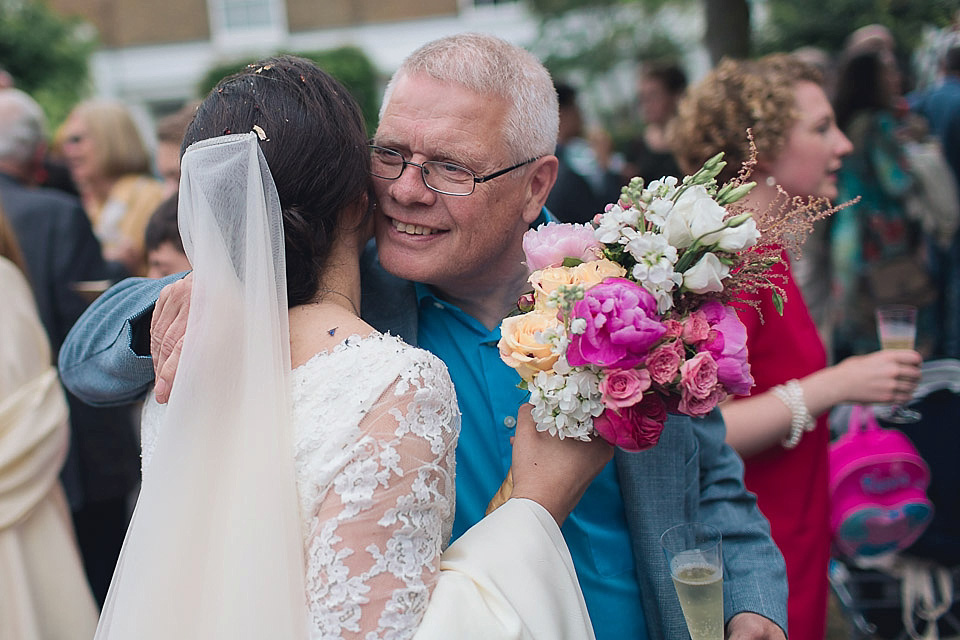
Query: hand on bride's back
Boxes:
[
  {"xmin": 510, "ymin": 405, "xmax": 614, "ymax": 526},
  {"xmin": 150, "ymin": 273, "xmax": 193, "ymax": 403}
]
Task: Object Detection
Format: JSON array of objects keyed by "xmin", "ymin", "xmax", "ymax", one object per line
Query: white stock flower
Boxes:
[
  {"xmin": 682, "ymin": 252, "xmax": 730, "ymax": 293},
  {"xmin": 644, "ymin": 196, "xmax": 675, "ymax": 227},
  {"xmin": 594, "ymin": 204, "xmax": 642, "ymax": 244},
  {"xmin": 528, "ymin": 365, "xmax": 603, "ymax": 441},
  {"xmin": 624, "ymin": 230, "xmax": 682, "ymax": 310}
]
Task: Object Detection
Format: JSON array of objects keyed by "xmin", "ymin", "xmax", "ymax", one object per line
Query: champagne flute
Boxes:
[
  {"xmin": 660, "ymin": 523, "xmax": 724, "ymax": 640},
  {"xmin": 875, "ymin": 304, "xmax": 921, "ymax": 424}
]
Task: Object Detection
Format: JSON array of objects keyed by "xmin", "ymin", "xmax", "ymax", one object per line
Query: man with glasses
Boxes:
[{"xmin": 59, "ymin": 34, "xmax": 787, "ymax": 639}]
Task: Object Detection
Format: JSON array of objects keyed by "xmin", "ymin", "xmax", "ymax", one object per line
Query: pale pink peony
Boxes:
[
  {"xmin": 523, "ymin": 222, "xmax": 601, "ymax": 271},
  {"xmin": 566, "ymin": 278, "xmax": 666, "ymax": 369},
  {"xmin": 593, "ymin": 392, "xmax": 667, "ymax": 452},
  {"xmin": 599, "ymin": 368, "xmax": 651, "ymax": 409},
  {"xmin": 646, "ymin": 340, "xmax": 685, "ymax": 386},
  {"xmin": 679, "ymin": 351, "xmax": 719, "ymax": 400}
]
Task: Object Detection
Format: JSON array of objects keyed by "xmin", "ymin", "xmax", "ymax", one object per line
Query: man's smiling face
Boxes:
[{"xmin": 372, "ymin": 73, "xmax": 538, "ymax": 295}]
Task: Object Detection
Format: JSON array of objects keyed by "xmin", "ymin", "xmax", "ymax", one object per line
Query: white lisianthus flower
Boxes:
[
  {"xmin": 713, "ymin": 214, "xmax": 761, "ymax": 252},
  {"xmin": 662, "ymin": 185, "xmax": 728, "ymax": 249},
  {"xmin": 682, "ymin": 252, "xmax": 731, "ymax": 293}
]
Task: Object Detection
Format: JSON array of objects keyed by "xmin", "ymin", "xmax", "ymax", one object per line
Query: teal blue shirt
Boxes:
[{"xmin": 415, "ymin": 252, "xmax": 649, "ymax": 640}]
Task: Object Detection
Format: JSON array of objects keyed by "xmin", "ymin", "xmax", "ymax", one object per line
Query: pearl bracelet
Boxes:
[{"xmin": 771, "ymin": 379, "xmax": 815, "ymax": 449}]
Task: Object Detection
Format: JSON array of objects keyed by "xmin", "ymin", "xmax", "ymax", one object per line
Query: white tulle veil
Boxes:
[{"xmin": 95, "ymin": 132, "xmax": 308, "ymax": 638}]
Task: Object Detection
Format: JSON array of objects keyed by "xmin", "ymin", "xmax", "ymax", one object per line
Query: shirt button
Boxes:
[
  {"xmin": 503, "ymin": 416, "xmax": 517, "ymax": 429},
  {"xmin": 433, "ymin": 302, "xmax": 444, "ymax": 310}
]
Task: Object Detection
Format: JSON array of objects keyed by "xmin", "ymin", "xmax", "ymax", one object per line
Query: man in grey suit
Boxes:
[
  {"xmin": 0, "ymin": 88, "xmax": 138, "ymax": 605},
  {"xmin": 59, "ymin": 35, "xmax": 788, "ymax": 638}
]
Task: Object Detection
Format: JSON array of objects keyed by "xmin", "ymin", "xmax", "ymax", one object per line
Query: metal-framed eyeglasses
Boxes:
[{"xmin": 369, "ymin": 145, "xmax": 540, "ymax": 196}]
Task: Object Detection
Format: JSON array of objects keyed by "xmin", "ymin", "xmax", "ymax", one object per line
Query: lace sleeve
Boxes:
[{"xmin": 301, "ymin": 353, "xmax": 459, "ymax": 640}]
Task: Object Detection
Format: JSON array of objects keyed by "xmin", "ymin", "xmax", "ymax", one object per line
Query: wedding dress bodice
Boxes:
[{"xmin": 141, "ymin": 332, "xmax": 460, "ymax": 639}]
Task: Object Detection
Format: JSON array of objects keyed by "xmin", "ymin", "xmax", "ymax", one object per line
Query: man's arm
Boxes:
[
  {"xmin": 691, "ymin": 411, "xmax": 788, "ymax": 639},
  {"xmin": 58, "ymin": 273, "xmax": 184, "ymax": 406}
]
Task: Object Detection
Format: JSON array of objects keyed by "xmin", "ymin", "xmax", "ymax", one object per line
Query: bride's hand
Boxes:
[
  {"xmin": 150, "ymin": 273, "xmax": 193, "ymax": 403},
  {"xmin": 510, "ymin": 405, "xmax": 614, "ymax": 526}
]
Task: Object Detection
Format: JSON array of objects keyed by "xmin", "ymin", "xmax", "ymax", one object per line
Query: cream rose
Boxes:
[
  {"xmin": 498, "ymin": 311, "xmax": 563, "ymax": 382},
  {"xmin": 528, "ymin": 259, "xmax": 627, "ymax": 310}
]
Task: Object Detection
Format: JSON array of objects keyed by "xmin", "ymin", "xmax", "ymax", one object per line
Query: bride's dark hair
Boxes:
[{"xmin": 182, "ymin": 55, "xmax": 371, "ymax": 307}]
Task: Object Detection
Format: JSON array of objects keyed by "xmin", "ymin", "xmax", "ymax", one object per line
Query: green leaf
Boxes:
[
  {"xmin": 773, "ymin": 292, "xmax": 785, "ymax": 316},
  {"xmin": 562, "ymin": 257, "xmax": 585, "ymax": 268}
]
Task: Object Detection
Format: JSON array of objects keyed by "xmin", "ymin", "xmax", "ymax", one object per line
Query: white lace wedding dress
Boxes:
[{"xmin": 141, "ymin": 332, "xmax": 460, "ymax": 639}]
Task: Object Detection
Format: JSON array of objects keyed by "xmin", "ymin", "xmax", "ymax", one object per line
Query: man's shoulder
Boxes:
[
  {"xmin": 359, "ymin": 242, "xmax": 419, "ymax": 343},
  {"xmin": 0, "ymin": 177, "xmax": 84, "ymax": 220}
]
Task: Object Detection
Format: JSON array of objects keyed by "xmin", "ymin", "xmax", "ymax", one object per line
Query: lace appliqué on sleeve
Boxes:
[{"xmin": 291, "ymin": 334, "xmax": 459, "ymax": 640}]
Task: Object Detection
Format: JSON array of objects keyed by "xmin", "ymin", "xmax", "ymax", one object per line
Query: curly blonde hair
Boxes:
[{"xmin": 670, "ymin": 54, "xmax": 823, "ymax": 185}]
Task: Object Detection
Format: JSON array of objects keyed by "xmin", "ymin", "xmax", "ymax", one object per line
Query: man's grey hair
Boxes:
[
  {"xmin": 381, "ymin": 33, "xmax": 559, "ymax": 162},
  {"xmin": 0, "ymin": 89, "xmax": 46, "ymax": 166}
]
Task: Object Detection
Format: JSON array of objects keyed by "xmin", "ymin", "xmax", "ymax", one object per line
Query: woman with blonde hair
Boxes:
[
  {"xmin": 671, "ymin": 54, "xmax": 923, "ymax": 639},
  {"xmin": 0, "ymin": 207, "xmax": 98, "ymax": 639},
  {"xmin": 57, "ymin": 100, "xmax": 164, "ymax": 274}
]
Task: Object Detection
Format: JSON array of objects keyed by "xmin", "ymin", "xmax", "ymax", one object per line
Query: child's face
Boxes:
[{"xmin": 146, "ymin": 242, "xmax": 192, "ymax": 279}]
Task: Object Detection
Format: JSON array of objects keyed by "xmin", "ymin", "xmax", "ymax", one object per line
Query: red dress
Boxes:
[{"xmin": 734, "ymin": 251, "xmax": 830, "ymax": 640}]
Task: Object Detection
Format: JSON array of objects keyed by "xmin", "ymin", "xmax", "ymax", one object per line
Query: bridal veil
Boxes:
[{"xmin": 95, "ymin": 133, "xmax": 309, "ymax": 638}]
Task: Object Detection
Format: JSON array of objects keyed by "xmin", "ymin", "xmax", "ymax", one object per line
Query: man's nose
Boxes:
[{"xmin": 388, "ymin": 162, "xmax": 437, "ymax": 206}]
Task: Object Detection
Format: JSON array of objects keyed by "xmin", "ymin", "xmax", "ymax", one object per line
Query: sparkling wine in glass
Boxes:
[
  {"xmin": 661, "ymin": 523, "xmax": 724, "ymax": 640},
  {"xmin": 875, "ymin": 304, "xmax": 921, "ymax": 423}
]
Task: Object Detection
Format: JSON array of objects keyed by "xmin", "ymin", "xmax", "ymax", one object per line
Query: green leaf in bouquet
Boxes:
[
  {"xmin": 773, "ymin": 291, "xmax": 785, "ymax": 316},
  {"xmin": 562, "ymin": 257, "xmax": 585, "ymax": 268}
]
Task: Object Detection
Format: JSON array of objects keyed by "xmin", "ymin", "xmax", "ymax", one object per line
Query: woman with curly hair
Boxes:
[{"xmin": 671, "ymin": 54, "xmax": 923, "ymax": 639}]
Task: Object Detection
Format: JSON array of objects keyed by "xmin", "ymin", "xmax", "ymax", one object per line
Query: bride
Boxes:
[{"xmin": 94, "ymin": 57, "xmax": 606, "ymax": 639}]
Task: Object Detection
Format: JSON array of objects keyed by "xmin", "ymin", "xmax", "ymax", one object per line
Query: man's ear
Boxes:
[{"xmin": 521, "ymin": 155, "xmax": 559, "ymax": 225}]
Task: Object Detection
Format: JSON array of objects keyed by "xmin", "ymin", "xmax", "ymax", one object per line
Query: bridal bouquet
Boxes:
[{"xmin": 499, "ymin": 153, "xmax": 777, "ymax": 452}]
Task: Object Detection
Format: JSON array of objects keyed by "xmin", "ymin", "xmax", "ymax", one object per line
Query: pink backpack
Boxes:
[{"xmin": 828, "ymin": 404, "xmax": 934, "ymax": 558}]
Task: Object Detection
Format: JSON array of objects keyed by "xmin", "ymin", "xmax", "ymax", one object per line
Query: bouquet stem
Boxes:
[{"xmin": 485, "ymin": 468, "xmax": 514, "ymax": 515}]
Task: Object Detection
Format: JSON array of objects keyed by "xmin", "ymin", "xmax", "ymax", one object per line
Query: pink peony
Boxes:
[
  {"xmin": 599, "ymin": 368, "xmax": 651, "ymax": 409},
  {"xmin": 679, "ymin": 351, "xmax": 719, "ymax": 400},
  {"xmin": 522, "ymin": 222, "xmax": 601, "ymax": 271},
  {"xmin": 678, "ymin": 386, "xmax": 727, "ymax": 417},
  {"xmin": 646, "ymin": 340, "xmax": 685, "ymax": 386},
  {"xmin": 681, "ymin": 310, "xmax": 711, "ymax": 344},
  {"xmin": 566, "ymin": 278, "xmax": 667, "ymax": 369},
  {"xmin": 699, "ymin": 300, "xmax": 754, "ymax": 396},
  {"xmin": 593, "ymin": 392, "xmax": 667, "ymax": 452}
]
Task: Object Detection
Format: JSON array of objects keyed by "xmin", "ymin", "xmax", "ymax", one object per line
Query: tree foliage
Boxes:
[
  {"xmin": 0, "ymin": 1, "xmax": 96, "ymax": 128},
  {"xmin": 758, "ymin": 0, "xmax": 958, "ymax": 56},
  {"xmin": 197, "ymin": 46, "xmax": 380, "ymax": 135}
]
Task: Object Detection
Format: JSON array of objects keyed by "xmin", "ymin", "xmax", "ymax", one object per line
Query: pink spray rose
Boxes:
[
  {"xmin": 679, "ymin": 351, "xmax": 720, "ymax": 400},
  {"xmin": 700, "ymin": 300, "xmax": 754, "ymax": 396},
  {"xmin": 599, "ymin": 368, "xmax": 651, "ymax": 409},
  {"xmin": 566, "ymin": 278, "xmax": 667, "ymax": 369},
  {"xmin": 678, "ymin": 386, "xmax": 727, "ymax": 417},
  {"xmin": 646, "ymin": 340, "xmax": 685, "ymax": 386},
  {"xmin": 681, "ymin": 310, "xmax": 711, "ymax": 344},
  {"xmin": 523, "ymin": 222, "xmax": 601, "ymax": 270},
  {"xmin": 662, "ymin": 319, "xmax": 684, "ymax": 340},
  {"xmin": 593, "ymin": 392, "xmax": 668, "ymax": 452}
]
